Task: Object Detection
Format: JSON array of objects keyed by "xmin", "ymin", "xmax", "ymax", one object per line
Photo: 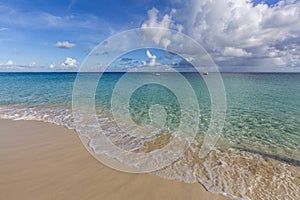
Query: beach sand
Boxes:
[{"xmin": 0, "ymin": 119, "xmax": 230, "ymax": 200}]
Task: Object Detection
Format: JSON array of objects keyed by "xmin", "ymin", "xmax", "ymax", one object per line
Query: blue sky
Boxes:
[{"xmin": 0, "ymin": 0, "xmax": 299, "ymax": 72}]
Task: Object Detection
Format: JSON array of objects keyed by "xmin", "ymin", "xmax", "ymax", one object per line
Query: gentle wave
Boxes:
[
  {"xmin": 0, "ymin": 105, "xmax": 299, "ymax": 200},
  {"xmin": 0, "ymin": 105, "xmax": 75, "ymax": 129}
]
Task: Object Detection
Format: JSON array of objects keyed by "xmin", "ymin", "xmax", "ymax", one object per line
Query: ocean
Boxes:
[{"xmin": 0, "ymin": 72, "xmax": 299, "ymax": 200}]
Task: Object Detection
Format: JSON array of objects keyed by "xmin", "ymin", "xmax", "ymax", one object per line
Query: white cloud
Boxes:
[
  {"xmin": 61, "ymin": 57, "xmax": 78, "ymax": 68},
  {"xmin": 0, "ymin": 60, "xmax": 79, "ymax": 72},
  {"xmin": 146, "ymin": 50, "xmax": 157, "ymax": 66},
  {"xmin": 142, "ymin": 1, "xmax": 300, "ymax": 70},
  {"xmin": 0, "ymin": 60, "xmax": 14, "ymax": 66},
  {"xmin": 29, "ymin": 61, "xmax": 36, "ymax": 66},
  {"xmin": 141, "ymin": 8, "xmax": 173, "ymax": 29},
  {"xmin": 0, "ymin": 27, "xmax": 8, "ymax": 31},
  {"xmin": 6, "ymin": 60, "xmax": 14, "ymax": 65},
  {"xmin": 141, "ymin": 8, "xmax": 180, "ymax": 48},
  {"xmin": 55, "ymin": 41, "xmax": 76, "ymax": 49},
  {"xmin": 223, "ymin": 47, "xmax": 252, "ymax": 57}
]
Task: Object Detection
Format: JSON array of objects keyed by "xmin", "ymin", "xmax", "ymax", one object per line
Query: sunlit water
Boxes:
[{"xmin": 0, "ymin": 72, "xmax": 299, "ymax": 200}]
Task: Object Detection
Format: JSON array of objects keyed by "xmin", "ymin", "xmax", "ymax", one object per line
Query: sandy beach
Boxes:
[{"xmin": 0, "ymin": 119, "xmax": 230, "ymax": 200}]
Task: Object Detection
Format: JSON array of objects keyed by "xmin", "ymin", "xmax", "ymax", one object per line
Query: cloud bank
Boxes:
[{"xmin": 141, "ymin": 0, "xmax": 300, "ymax": 71}]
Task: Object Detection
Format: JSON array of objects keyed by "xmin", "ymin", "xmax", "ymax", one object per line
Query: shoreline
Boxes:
[{"xmin": 0, "ymin": 119, "xmax": 230, "ymax": 200}]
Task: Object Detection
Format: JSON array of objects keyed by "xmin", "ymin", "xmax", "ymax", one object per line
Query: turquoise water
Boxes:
[
  {"xmin": 222, "ymin": 73, "xmax": 300, "ymax": 165},
  {"xmin": 0, "ymin": 73, "xmax": 74, "ymax": 106},
  {"xmin": 0, "ymin": 72, "xmax": 299, "ymax": 199}
]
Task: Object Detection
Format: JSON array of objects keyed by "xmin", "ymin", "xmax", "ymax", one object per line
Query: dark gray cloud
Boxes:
[{"xmin": 120, "ymin": 57, "xmax": 134, "ymax": 62}]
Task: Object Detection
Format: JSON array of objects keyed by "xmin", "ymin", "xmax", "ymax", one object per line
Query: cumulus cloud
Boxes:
[
  {"xmin": 141, "ymin": 0, "xmax": 300, "ymax": 70},
  {"xmin": 141, "ymin": 8, "xmax": 173, "ymax": 30},
  {"xmin": 6, "ymin": 60, "xmax": 14, "ymax": 65},
  {"xmin": 0, "ymin": 60, "xmax": 14, "ymax": 66},
  {"xmin": 55, "ymin": 41, "xmax": 75, "ymax": 49},
  {"xmin": 61, "ymin": 57, "xmax": 78, "ymax": 68},
  {"xmin": 141, "ymin": 8, "xmax": 178, "ymax": 48},
  {"xmin": 146, "ymin": 50, "xmax": 157, "ymax": 66}
]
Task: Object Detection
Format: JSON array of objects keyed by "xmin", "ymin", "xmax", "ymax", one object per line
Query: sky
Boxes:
[{"xmin": 0, "ymin": 0, "xmax": 299, "ymax": 72}]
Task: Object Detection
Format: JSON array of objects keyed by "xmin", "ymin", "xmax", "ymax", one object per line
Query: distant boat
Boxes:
[
  {"xmin": 152, "ymin": 73, "xmax": 161, "ymax": 76},
  {"xmin": 203, "ymin": 72, "xmax": 209, "ymax": 75}
]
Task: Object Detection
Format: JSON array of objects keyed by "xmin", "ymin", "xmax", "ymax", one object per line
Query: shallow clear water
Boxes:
[{"xmin": 0, "ymin": 72, "xmax": 299, "ymax": 200}]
